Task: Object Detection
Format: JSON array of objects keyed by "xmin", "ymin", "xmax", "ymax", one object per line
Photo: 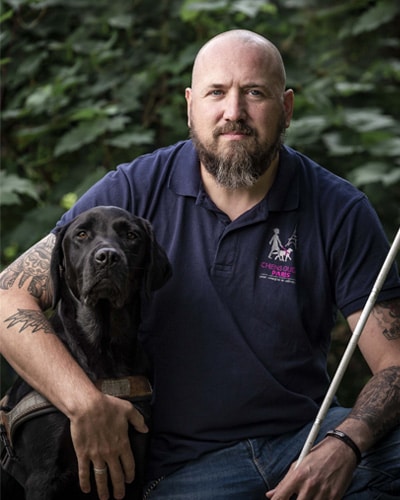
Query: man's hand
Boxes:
[
  {"xmin": 70, "ymin": 393, "xmax": 148, "ymax": 500},
  {"xmin": 265, "ymin": 437, "xmax": 356, "ymax": 500}
]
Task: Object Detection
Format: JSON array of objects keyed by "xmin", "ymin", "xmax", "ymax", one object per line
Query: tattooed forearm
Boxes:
[
  {"xmin": 0, "ymin": 234, "xmax": 55, "ymax": 304},
  {"xmin": 372, "ymin": 299, "xmax": 400, "ymax": 340},
  {"xmin": 348, "ymin": 366, "xmax": 400, "ymax": 440},
  {"xmin": 5, "ymin": 309, "xmax": 54, "ymax": 334}
]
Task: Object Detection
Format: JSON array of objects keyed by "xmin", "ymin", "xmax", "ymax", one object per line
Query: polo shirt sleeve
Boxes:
[
  {"xmin": 53, "ymin": 165, "xmax": 133, "ymax": 230},
  {"xmin": 330, "ymin": 195, "xmax": 400, "ymax": 318}
]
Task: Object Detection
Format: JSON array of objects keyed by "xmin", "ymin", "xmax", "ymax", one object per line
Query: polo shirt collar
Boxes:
[
  {"xmin": 168, "ymin": 141, "xmax": 201, "ymax": 197},
  {"xmin": 267, "ymin": 145, "xmax": 299, "ymax": 212}
]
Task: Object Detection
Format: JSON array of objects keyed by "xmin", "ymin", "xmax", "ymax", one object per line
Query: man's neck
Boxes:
[{"xmin": 200, "ymin": 156, "xmax": 279, "ymax": 221}]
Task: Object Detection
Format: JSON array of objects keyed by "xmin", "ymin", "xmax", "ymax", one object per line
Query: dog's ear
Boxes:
[
  {"xmin": 49, "ymin": 224, "xmax": 70, "ymax": 309},
  {"xmin": 137, "ymin": 218, "xmax": 172, "ymax": 296}
]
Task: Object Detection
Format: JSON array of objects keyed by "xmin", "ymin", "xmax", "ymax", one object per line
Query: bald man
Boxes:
[{"xmin": 1, "ymin": 30, "xmax": 400, "ymax": 499}]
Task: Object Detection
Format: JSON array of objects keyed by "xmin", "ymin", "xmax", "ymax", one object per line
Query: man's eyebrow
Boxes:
[
  {"xmin": 244, "ymin": 82, "xmax": 265, "ymax": 87},
  {"xmin": 204, "ymin": 83, "xmax": 225, "ymax": 89},
  {"xmin": 199, "ymin": 83, "xmax": 225, "ymax": 95},
  {"xmin": 204, "ymin": 82, "xmax": 268, "ymax": 90},
  {"xmin": 244, "ymin": 82, "xmax": 276, "ymax": 91}
]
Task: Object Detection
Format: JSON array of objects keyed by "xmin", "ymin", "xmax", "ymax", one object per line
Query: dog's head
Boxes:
[{"xmin": 50, "ymin": 206, "xmax": 171, "ymax": 309}]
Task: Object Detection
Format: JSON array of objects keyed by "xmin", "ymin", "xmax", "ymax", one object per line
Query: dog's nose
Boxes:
[{"xmin": 94, "ymin": 247, "xmax": 120, "ymax": 267}]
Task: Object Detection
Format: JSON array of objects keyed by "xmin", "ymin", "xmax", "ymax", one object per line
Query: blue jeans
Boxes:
[{"xmin": 143, "ymin": 408, "xmax": 400, "ymax": 499}]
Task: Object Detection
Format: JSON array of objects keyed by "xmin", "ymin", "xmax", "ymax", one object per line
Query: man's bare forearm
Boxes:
[
  {"xmin": 0, "ymin": 234, "xmax": 56, "ymax": 364},
  {"xmin": 344, "ymin": 299, "xmax": 400, "ymax": 446},
  {"xmin": 0, "ymin": 233, "xmax": 99, "ymax": 417},
  {"xmin": 347, "ymin": 365, "xmax": 400, "ymax": 443},
  {"xmin": 0, "ymin": 233, "xmax": 55, "ymax": 307}
]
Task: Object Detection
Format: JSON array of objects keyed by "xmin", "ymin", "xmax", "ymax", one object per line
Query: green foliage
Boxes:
[
  {"xmin": 279, "ymin": 1, "xmax": 400, "ymax": 214},
  {"xmin": 1, "ymin": 0, "xmax": 399, "ymax": 400},
  {"xmin": 0, "ymin": 170, "xmax": 39, "ymax": 205}
]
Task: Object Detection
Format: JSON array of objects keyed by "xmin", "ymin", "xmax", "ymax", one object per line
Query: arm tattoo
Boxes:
[
  {"xmin": 372, "ymin": 299, "xmax": 400, "ymax": 340},
  {"xmin": 348, "ymin": 366, "xmax": 400, "ymax": 440},
  {"xmin": 0, "ymin": 235, "xmax": 55, "ymax": 305},
  {"xmin": 5, "ymin": 309, "xmax": 54, "ymax": 334}
]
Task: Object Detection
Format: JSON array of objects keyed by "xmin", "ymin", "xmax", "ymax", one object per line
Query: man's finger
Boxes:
[
  {"xmin": 77, "ymin": 456, "xmax": 91, "ymax": 494},
  {"xmin": 120, "ymin": 445, "xmax": 136, "ymax": 484},
  {"xmin": 128, "ymin": 406, "xmax": 149, "ymax": 434},
  {"xmin": 93, "ymin": 463, "xmax": 111, "ymax": 500}
]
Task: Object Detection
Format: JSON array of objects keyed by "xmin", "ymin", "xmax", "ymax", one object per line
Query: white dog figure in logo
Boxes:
[{"xmin": 276, "ymin": 247, "xmax": 293, "ymax": 262}]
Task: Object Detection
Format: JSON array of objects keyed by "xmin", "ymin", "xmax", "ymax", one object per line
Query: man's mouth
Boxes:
[
  {"xmin": 214, "ymin": 122, "xmax": 255, "ymax": 138},
  {"xmin": 220, "ymin": 131, "xmax": 249, "ymax": 139}
]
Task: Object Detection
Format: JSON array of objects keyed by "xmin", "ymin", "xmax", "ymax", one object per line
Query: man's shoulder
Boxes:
[
  {"xmin": 126, "ymin": 140, "xmax": 195, "ymax": 169},
  {"xmin": 282, "ymin": 145, "xmax": 364, "ymax": 200},
  {"xmin": 116, "ymin": 139, "xmax": 200, "ymax": 198}
]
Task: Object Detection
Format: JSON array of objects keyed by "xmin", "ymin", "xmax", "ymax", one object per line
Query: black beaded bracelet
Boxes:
[{"xmin": 326, "ymin": 429, "xmax": 362, "ymax": 464}]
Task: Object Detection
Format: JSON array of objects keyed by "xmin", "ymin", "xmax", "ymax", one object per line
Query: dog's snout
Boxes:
[{"xmin": 94, "ymin": 247, "xmax": 121, "ymax": 267}]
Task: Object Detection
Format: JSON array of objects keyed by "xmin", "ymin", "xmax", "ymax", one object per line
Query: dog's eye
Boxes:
[
  {"xmin": 76, "ymin": 230, "xmax": 88, "ymax": 240},
  {"xmin": 126, "ymin": 231, "xmax": 137, "ymax": 240}
]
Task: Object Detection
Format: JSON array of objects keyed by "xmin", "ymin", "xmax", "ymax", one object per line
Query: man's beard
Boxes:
[{"xmin": 190, "ymin": 116, "xmax": 286, "ymax": 190}]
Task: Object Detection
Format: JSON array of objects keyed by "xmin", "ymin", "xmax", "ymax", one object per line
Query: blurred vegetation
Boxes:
[{"xmin": 1, "ymin": 0, "xmax": 399, "ymax": 402}]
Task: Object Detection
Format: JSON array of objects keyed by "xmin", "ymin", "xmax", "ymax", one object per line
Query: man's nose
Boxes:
[{"xmin": 223, "ymin": 92, "xmax": 247, "ymax": 121}]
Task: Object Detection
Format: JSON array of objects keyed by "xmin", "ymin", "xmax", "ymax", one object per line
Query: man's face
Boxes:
[{"xmin": 185, "ymin": 38, "xmax": 293, "ymax": 189}]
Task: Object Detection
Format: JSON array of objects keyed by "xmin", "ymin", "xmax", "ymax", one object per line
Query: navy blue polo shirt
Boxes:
[{"xmin": 56, "ymin": 140, "xmax": 400, "ymax": 480}]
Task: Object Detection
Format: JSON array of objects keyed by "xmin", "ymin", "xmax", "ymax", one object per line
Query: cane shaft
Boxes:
[{"xmin": 296, "ymin": 227, "xmax": 400, "ymax": 467}]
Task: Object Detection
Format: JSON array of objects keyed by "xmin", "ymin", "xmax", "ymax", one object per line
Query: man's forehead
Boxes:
[
  {"xmin": 193, "ymin": 55, "xmax": 274, "ymax": 92},
  {"xmin": 194, "ymin": 42, "xmax": 279, "ymax": 86}
]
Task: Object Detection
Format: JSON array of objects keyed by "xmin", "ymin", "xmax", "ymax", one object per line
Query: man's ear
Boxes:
[
  {"xmin": 283, "ymin": 89, "xmax": 294, "ymax": 129},
  {"xmin": 185, "ymin": 87, "xmax": 192, "ymax": 128}
]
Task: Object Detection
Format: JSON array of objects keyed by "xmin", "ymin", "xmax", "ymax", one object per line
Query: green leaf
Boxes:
[
  {"xmin": 349, "ymin": 162, "xmax": 400, "ymax": 187},
  {"xmin": 322, "ymin": 132, "xmax": 363, "ymax": 156},
  {"xmin": 232, "ymin": 0, "xmax": 275, "ymax": 17},
  {"xmin": 70, "ymin": 107, "xmax": 106, "ymax": 121},
  {"xmin": 0, "ymin": 9, "xmax": 14, "ymax": 23},
  {"xmin": 286, "ymin": 116, "xmax": 329, "ymax": 146},
  {"xmin": 25, "ymin": 85, "xmax": 53, "ymax": 109},
  {"xmin": 54, "ymin": 121, "xmax": 105, "ymax": 156},
  {"xmin": 106, "ymin": 130, "xmax": 154, "ymax": 149},
  {"xmin": 351, "ymin": 1, "xmax": 400, "ymax": 35},
  {"xmin": 343, "ymin": 109, "xmax": 396, "ymax": 133},
  {"xmin": 180, "ymin": 0, "xmax": 227, "ymax": 20},
  {"xmin": 108, "ymin": 15, "xmax": 134, "ymax": 29},
  {"xmin": 0, "ymin": 172, "xmax": 39, "ymax": 206},
  {"xmin": 370, "ymin": 137, "xmax": 400, "ymax": 157},
  {"xmin": 54, "ymin": 116, "xmax": 130, "ymax": 156},
  {"xmin": 5, "ymin": 204, "xmax": 65, "ymax": 253},
  {"xmin": 60, "ymin": 192, "xmax": 78, "ymax": 210},
  {"xmin": 335, "ymin": 82, "xmax": 374, "ymax": 96}
]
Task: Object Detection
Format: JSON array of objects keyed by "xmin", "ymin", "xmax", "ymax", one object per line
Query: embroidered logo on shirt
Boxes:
[{"xmin": 259, "ymin": 227, "xmax": 297, "ymax": 284}]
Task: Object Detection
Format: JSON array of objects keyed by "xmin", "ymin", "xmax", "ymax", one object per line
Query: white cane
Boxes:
[{"xmin": 296, "ymin": 226, "xmax": 400, "ymax": 467}]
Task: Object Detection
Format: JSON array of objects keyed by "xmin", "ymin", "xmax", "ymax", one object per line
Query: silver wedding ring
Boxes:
[{"xmin": 93, "ymin": 466, "xmax": 107, "ymax": 475}]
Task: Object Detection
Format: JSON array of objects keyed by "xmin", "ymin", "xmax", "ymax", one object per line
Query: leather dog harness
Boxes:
[{"xmin": 0, "ymin": 375, "xmax": 152, "ymax": 486}]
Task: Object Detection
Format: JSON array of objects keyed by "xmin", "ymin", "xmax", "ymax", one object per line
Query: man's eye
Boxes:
[{"xmin": 248, "ymin": 89, "xmax": 262, "ymax": 97}]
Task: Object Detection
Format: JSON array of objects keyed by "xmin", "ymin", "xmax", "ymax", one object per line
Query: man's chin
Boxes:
[{"xmin": 215, "ymin": 138, "xmax": 257, "ymax": 157}]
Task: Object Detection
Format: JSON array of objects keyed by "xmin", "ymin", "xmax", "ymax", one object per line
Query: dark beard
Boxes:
[{"xmin": 191, "ymin": 118, "xmax": 286, "ymax": 190}]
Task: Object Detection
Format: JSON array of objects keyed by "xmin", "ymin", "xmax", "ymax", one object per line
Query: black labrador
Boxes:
[{"xmin": 0, "ymin": 206, "xmax": 171, "ymax": 500}]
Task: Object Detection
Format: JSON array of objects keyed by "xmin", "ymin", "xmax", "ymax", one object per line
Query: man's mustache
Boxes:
[{"xmin": 213, "ymin": 122, "xmax": 255, "ymax": 138}]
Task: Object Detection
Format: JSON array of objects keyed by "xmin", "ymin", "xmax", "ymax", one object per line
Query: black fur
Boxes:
[{"xmin": 1, "ymin": 206, "xmax": 171, "ymax": 500}]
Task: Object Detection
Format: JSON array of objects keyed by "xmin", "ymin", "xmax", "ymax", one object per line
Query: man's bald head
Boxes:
[{"xmin": 191, "ymin": 30, "xmax": 287, "ymax": 93}]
